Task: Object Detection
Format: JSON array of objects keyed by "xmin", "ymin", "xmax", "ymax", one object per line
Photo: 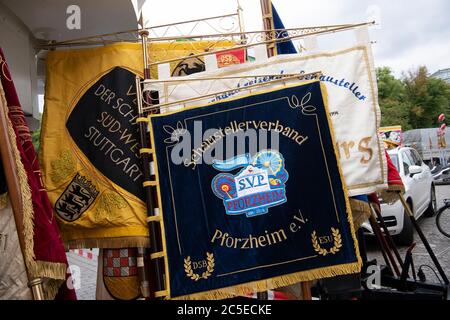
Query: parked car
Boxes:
[
  {"xmin": 432, "ymin": 164, "xmax": 450, "ymax": 185},
  {"xmin": 362, "ymin": 147, "xmax": 436, "ymax": 245}
]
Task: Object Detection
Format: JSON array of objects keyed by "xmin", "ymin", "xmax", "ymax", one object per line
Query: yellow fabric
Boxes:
[
  {"xmin": 41, "ymin": 43, "xmax": 147, "ymax": 248},
  {"xmin": 103, "ymin": 276, "xmax": 140, "ymax": 300},
  {"xmin": 40, "ymin": 41, "xmax": 236, "ymax": 248},
  {"xmin": 139, "ymin": 148, "xmax": 153, "ymax": 154},
  {"xmin": 147, "ymin": 41, "xmax": 237, "ymax": 78}
]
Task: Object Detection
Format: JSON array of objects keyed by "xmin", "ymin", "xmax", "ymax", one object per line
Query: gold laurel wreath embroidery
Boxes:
[
  {"xmin": 93, "ymin": 192, "xmax": 127, "ymax": 223},
  {"xmin": 311, "ymin": 228, "xmax": 343, "ymax": 256},
  {"xmin": 50, "ymin": 150, "xmax": 76, "ymax": 183},
  {"xmin": 184, "ymin": 253, "xmax": 215, "ymax": 281}
]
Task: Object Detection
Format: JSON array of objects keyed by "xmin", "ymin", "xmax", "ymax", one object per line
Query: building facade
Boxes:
[{"xmin": 431, "ymin": 68, "xmax": 450, "ymax": 83}]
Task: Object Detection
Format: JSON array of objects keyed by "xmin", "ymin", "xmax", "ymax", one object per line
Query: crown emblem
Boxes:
[
  {"xmin": 55, "ymin": 173, "xmax": 99, "ymax": 221},
  {"xmin": 211, "ymin": 150, "xmax": 289, "ymax": 218}
]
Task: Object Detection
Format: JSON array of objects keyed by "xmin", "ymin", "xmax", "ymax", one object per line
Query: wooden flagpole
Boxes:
[
  {"xmin": 259, "ymin": 0, "xmax": 313, "ymax": 300},
  {"xmin": 136, "ymin": 29, "xmax": 167, "ymax": 299},
  {"xmin": 0, "ymin": 89, "xmax": 44, "ymax": 300},
  {"xmin": 260, "ymin": 0, "xmax": 277, "ymax": 57},
  {"xmin": 397, "ymin": 193, "xmax": 449, "ymax": 284}
]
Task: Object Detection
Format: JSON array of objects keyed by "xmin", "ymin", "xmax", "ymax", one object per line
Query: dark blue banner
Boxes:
[
  {"xmin": 149, "ymin": 81, "xmax": 361, "ymax": 299},
  {"xmin": 272, "ymin": 4, "xmax": 297, "ymax": 55}
]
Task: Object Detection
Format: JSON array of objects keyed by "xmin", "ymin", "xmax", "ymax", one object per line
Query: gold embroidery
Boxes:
[
  {"xmin": 0, "ymin": 56, "xmax": 12, "ymax": 82},
  {"xmin": 311, "ymin": 228, "xmax": 342, "ymax": 256},
  {"xmin": 50, "ymin": 150, "xmax": 76, "ymax": 183},
  {"xmin": 94, "ymin": 192, "xmax": 127, "ymax": 222},
  {"xmin": 184, "ymin": 253, "xmax": 214, "ymax": 281}
]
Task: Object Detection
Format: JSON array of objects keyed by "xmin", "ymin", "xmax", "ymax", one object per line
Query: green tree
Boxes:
[
  {"xmin": 377, "ymin": 66, "xmax": 450, "ymax": 130},
  {"xmin": 31, "ymin": 113, "xmax": 42, "ymax": 152},
  {"xmin": 32, "ymin": 129, "xmax": 40, "ymax": 152},
  {"xmin": 404, "ymin": 66, "xmax": 450, "ymax": 128},
  {"xmin": 376, "ymin": 67, "xmax": 411, "ymax": 129}
]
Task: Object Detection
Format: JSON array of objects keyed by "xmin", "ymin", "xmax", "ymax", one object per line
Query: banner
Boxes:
[
  {"xmin": 379, "ymin": 126, "xmax": 403, "ymax": 149},
  {"xmin": 41, "ymin": 41, "xmax": 236, "ymax": 248},
  {"xmin": 102, "ymin": 248, "xmax": 140, "ymax": 300},
  {"xmin": 272, "ymin": 3, "xmax": 297, "ymax": 55},
  {"xmin": 155, "ymin": 46, "xmax": 387, "ymax": 196},
  {"xmin": 149, "ymin": 81, "xmax": 361, "ymax": 299},
  {"xmin": 216, "ymin": 49, "xmax": 246, "ymax": 68},
  {"xmin": 1, "ymin": 48, "xmax": 75, "ymax": 299}
]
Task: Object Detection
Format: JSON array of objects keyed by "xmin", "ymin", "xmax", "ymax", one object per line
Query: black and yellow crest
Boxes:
[{"xmin": 55, "ymin": 173, "xmax": 99, "ymax": 222}]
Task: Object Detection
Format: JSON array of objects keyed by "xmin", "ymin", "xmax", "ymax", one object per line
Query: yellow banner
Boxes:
[{"xmin": 40, "ymin": 41, "xmax": 235, "ymax": 248}]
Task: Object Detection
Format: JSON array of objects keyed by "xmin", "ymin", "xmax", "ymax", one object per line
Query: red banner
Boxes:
[
  {"xmin": 216, "ymin": 49, "xmax": 246, "ymax": 68},
  {"xmin": 0, "ymin": 48, "xmax": 76, "ymax": 300}
]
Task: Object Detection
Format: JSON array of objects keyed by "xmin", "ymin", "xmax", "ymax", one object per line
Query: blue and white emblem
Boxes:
[{"xmin": 211, "ymin": 150, "xmax": 289, "ymax": 217}]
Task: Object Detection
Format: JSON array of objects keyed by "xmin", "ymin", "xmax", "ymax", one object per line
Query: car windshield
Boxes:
[{"xmin": 389, "ymin": 153, "xmax": 400, "ymax": 172}]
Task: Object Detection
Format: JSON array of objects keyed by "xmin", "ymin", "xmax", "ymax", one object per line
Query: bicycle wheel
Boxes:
[{"xmin": 436, "ymin": 205, "xmax": 450, "ymax": 238}]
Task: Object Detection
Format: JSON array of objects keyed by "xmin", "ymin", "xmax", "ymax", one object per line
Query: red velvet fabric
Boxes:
[
  {"xmin": 1, "ymin": 48, "xmax": 76, "ymax": 300},
  {"xmin": 385, "ymin": 150, "xmax": 404, "ymax": 191}
]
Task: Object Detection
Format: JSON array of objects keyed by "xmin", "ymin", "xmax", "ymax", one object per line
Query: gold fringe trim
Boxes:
[
  {"xmin": 65, "ymin": 236, "xmax": 150, "ymax": 250},
  {"xmin": 1, "ymin": 87, "xmax": 68, "ymax": 300},
  {"xmin": 172, "ymin": 262, "xmax": 361, "ymax": 300},
  {"xmin": 0, "ymin": 192, "xmax": 8, "ymax": 210},
  {"xmin": 43, "ymin": 279, "xmax": 64, "ymax": 300},
  {"xmin": 318, "ymin": 81, "xmax": 363, "ymax": 274},
  {"xmin": 349, "ymin": 198, "xmax": 371, "ymax": 229},
  {"xmin": 2, "ymin": 90, "xmax": 36, "ymax": 274},
  {"xmin": 36, "ymin": 261, "xmax": 67, "ymax": 280},
  {"xmin": 147, "ymin": 81, "xmax": 363, "ymax": 299},
  {"xmin": 379, "ymin": 187, "xmax": 405, "ymax": 205}
]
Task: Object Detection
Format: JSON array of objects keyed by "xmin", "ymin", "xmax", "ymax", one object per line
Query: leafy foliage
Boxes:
[
  {"xmin": 31, "ymin": 113, "xmax": 42, "ymax": 152},
  {"xmin": 377, "ymin": 66, "xmax": 450, "ymax": 129}
]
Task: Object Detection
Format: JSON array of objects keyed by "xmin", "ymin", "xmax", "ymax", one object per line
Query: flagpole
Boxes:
[
  {"xmin": 131, "ymin": 7, "xmax": 166, "ymax": 300},
  {"xmin": 260, "ymin": 0, "xmax": 277, "ymax": 57},
  {"xmin": 236, "ymin": 0, "xmax": 247, "ymax": 44},
  {"xmin": 136, "ymin": 28, "xmax": 167, "ymax": 300},
  {"xmin": 0, "ymin": 91, "xmax": 44, "ymax": 300},
  {"xmin": 259, "ymin": 1, "xmax": 313, "ymax": 300},
  {"xmin": 258, "ymin": 0, "xmax": 274, "ymax": 300}
]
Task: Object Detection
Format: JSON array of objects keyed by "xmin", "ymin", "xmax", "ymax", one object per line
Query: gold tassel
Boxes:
[
  {"xmin": 379, "ymin": 187, "xmax": 404, "ymax": 205},
  {"xmin": 172, "ymin": 261, "xmax": 361, "ymax": 300},
  {"xmin": 1, "ymin": 89, "xmax": 67, "ymax": 300},
  {"xmin": 64, "ymin": 236, "xmax": 150, "ymax": 250},
  {"xmin": 0, "ymin": 192, "xmax": 8, "ymax": 210},
  {"xmin": 349, "ymin": 198, "xmax": 372, "ymax": 229},
  {"xmin": 36, "ymin": 261, "xmax": 67, "ymax": 280}
]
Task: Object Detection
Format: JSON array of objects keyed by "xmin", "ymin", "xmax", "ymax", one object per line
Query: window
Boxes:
[
  {"xmin": 389, "ymin": 153, "xmax": 400, "ymax": 172},
  {"xmin": 401, "ymin": 151, "xmax": 414, "ymax": 175},
  {"xmin": 410, "ymin": 149, "xmax": 423, "ymax": 166}
]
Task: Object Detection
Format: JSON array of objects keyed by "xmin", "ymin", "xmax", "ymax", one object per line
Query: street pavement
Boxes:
[
  {"xmin": 366, "ymin": 185, "xmax": 450, "ymax": 284},
  {"xmin": 67, "ymin": 186, "xmax": 450, "ymax": 300},
  {"xmin": 67, "ymin": 249, "xmax": 98, "ymax": 300}
]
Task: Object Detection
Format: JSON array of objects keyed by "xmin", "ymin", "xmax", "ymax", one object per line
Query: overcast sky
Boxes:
[{"xmin": 143, "ymin": 0, "xmax": 450, "ymax": 77}]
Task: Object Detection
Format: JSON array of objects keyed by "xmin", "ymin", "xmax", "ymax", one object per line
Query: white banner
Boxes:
[{"xmin": 151, "ymin": 46, "xmax": 387, "ymax": 196}]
